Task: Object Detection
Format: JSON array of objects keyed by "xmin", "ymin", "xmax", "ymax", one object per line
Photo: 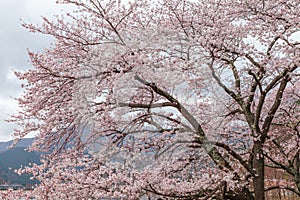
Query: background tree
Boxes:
[{"xmin": 8, "ymin": 0, "xmax": 299, "ymax": 199}]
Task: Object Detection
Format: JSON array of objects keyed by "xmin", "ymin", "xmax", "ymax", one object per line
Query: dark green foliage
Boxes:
[{"xmin": 0, "ymin": 142, "xmax": 40, "ymax": 186}]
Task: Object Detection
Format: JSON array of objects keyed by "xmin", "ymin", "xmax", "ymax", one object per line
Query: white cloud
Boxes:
[
  {"xmin": 0, "ymin": 97, "xmax": 18, "ymax": 113},
  {"xmin": 0, "ymin": 0, "xmax": 73, "ymax": 141},
  {"xmin": 0, "ymin": 97, "xmax": 18, "ymax": 141}
]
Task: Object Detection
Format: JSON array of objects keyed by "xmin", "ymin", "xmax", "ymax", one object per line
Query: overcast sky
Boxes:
[{"xmin": 0, "ymin": 0, "xmax": 71, "ymax": 141}]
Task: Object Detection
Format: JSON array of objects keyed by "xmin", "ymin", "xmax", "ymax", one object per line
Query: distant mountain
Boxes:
[
  {"xmin": 0, "ymin": 138, "xmax": 34, "ymax": 152},
  {"xmin": 0, "ymin": 138, "xmax": 40, "ymax": 186}
]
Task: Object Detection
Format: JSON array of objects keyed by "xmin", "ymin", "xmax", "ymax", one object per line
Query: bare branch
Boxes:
[
  {"xmin": 118, "ymin": 102, "xmax": 177, "ymax": 109},
  {"xmin": 208, "ymin": 57, "xmax": 244, "ymax": 107}
]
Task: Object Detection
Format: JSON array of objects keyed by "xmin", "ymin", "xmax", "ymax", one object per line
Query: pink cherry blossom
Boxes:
[{"xmin": 9, "ymin": 0, "xmax": 300, "ymax": 199}]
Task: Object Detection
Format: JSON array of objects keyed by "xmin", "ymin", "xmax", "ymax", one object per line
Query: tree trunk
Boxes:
[
  {"xmin": 253, "ymin": 142, "xmax": 265, "ymax": 200},
  {"xmin": 295, "ymin": 151, "xmax": 300, "ymax": 193}
]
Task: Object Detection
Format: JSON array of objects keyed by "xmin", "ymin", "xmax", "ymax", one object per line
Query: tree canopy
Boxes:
[{"xmin": 8, "ymin": 0, "xmax": 300, "ymax": 199}]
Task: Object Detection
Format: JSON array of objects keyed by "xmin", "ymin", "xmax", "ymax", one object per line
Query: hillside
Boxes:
[
  {"xmin": 0, "ymin": 138, "xmax": 40, "ymax": 186},
  {"xmin": 0, "ymin": 138, "xmax": 34, "ymax": 152}
]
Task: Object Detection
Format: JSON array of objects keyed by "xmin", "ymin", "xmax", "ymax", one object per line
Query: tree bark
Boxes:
[
  {"xmin": 295, "ymin": 151, "xmax": 300, "ymax": 193},
  {"xmin": 253, "ymin": 141, "xmax": 265, "ymax": 200}
]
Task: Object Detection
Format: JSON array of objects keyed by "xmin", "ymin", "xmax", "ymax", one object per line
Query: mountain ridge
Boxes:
[
  {"xmin": 0, "ymin": 138, "xmax": 34, "ymax": 152},
  {"xmin": 0, "ymin": 138, "xmax": 40, "ymax": 186}
]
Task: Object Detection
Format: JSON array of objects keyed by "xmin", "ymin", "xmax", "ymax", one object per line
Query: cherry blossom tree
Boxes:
[{"xmin": 9, "ymin": 0, "xmax": 299, "ymax": 199}]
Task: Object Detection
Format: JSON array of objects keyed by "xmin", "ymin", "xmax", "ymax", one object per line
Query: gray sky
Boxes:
[{"xmin": 0, "ymin": 0, "xmax": 69, "ymax": 141}]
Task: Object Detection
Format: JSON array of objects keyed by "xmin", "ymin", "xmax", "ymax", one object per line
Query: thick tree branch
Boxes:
[
  {"xmin": 214, "ymin": 142, "xmax": 254, "ymax": 175},
  {"xmin": 245, "ymin": 54, "xmax": 265, "ymax": 73},
  {"xmin": 266, "ymin": 36, "xmax": 280, "ymax": 56},
  {"xmin": 208, "ymin": 57, "xmax": 244, "ymax": 107},
  {"xmin": 118, "ymin": 102, "xmax": 177, "ymax": 109},
  {"xmin": 135, "ymin": 74, "xmax": 234, "ymax": 171},
  {"xmin": 221, "ymin": 58, "xmax": 242, "ymax": 96},
  {"xmin": 263, "ymin": 68, "xmax": 290, "ymax": 94},
  {"xmin": 264, "ymin": 152, "xmax": 295, "ymax": 176},
  {"xmin": 261, "ymin": 76, "xmax": 289, "ymax": 141},
  {"xmin": 151, "ymin": 113, "xmax": 194, "ymax": 132},
  {"xmin": 248, "ymin": 70, "xmax": 263, "ymax": 94}
]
